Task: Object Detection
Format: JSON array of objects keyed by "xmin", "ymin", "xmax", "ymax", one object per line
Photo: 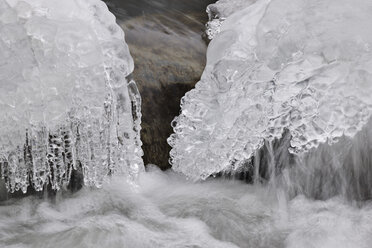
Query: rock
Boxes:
[
  {"xmin": 68, "ymin": 163, "xmax": 84, "ymax": 193},
  {"xmin": 114, "ymin": 1, "xmax": 214, "ymax": 169},
  {"xmin": 0, "ymin": 168, "xmax": 7, "ymax": 201}
]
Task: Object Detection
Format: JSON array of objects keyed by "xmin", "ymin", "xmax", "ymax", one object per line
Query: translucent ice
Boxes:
[
  {"xmin": 0, "ymin": 0, "xmax": 144, "ymax": 193},
  {"xmin": 169, "ymin": 0, "xmax": 372, "ymax": 180},
  {"xmin": 205, "ymin": 0, "xmax": 257, "ymax": 40}
]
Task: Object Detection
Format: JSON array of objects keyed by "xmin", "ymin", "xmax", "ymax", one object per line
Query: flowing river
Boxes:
[{"xmin": 2, "ymin": 168, "xmax": 372, "ymax": 248}]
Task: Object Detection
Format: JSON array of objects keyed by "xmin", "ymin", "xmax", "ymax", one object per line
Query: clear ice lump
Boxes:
[
  {"xmin": 169, "ymin": 0, "xmax": 372, "ymax": 180},
  {"xmin": 0, "ymin": 0, "xmax": 144, "ymax": 193}
]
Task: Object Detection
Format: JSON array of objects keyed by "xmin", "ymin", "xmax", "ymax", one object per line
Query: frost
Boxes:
[
  {"xmin": 0, "ymin": 0, "xmax": 144, "ymax": 193},
  {"xmin": 169, "ymin": 0, "xmax": 372, "ymax": 180}
]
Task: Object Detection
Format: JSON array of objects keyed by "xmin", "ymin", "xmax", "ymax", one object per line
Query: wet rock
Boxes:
[
  {"xmin": 68, "ymin": 163, "xmax": 84, "ymax": 193},
  {"xmin": 0, "ymin": 170, "xmax": 7, "ymax": 201},
  {"xmin": 108, "ymin": 0, "xmax": 215, "ymax": 169},
  {"xmin": 123, "ymin": 15, "xmax": 207, "ymax": 169}
]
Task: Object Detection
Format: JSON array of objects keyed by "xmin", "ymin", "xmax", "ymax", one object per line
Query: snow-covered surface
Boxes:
[
  {"xmin": 0, "ymin": 0, "xmax": 143, "ymax": 193},
  {"xmin": 169, "ymin": 0, "xmax": 372, "ymax": 179}
]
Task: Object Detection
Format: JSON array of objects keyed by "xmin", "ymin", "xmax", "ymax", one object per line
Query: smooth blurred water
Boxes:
[{"xmin": 1, "ymin": 167, "xmax": 372, "ymax": 248}]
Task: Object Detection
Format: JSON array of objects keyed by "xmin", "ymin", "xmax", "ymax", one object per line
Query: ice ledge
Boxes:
[{"xmin": 0, "ymin": 0, "xmax": 143, "ymax": 193}]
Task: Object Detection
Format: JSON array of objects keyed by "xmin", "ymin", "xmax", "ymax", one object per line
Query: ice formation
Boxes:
[
  {"xmin": 205, "ymin": 0, "xmax": 256, "ymax": 40},
  {"xmin": 169, "ymin": 0, "xmax": 372, "ymax": 180},
  {"xmin": 0, "ymin": 0, "xmax": 144, "ymax": 193}
]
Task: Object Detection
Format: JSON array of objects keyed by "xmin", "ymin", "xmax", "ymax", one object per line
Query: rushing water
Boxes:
[{"xmin": 1, "ymin": 168, "xmax": 372, "ymax": 248}]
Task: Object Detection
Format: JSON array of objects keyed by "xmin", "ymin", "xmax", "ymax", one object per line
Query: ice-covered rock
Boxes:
[
  {"xmin": 169, "ymin": 0, "xmax": 372, "ymax": 180},
  {"xmin": 0, "ymin": 0, "xmax": 143, "ymax": 193}
]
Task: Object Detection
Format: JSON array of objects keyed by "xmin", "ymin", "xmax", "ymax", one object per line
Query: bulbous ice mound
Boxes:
[
  {"xmin": 169, "ymin": 0, "xmax": 372, "ymax": 180},
  {"xmin": 0, "ymin": 0, "xmax": 144, "ymax": 193}
]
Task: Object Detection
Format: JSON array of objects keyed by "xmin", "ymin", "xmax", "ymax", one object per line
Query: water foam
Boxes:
[{"xmin": 1, "ymin": 169, "xmax": 372, "ymax": 248}]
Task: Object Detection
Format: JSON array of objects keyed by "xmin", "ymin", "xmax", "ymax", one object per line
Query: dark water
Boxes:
[{"xmin": 104, "ymin": 0, "xmax": 215, "ymax": 169}]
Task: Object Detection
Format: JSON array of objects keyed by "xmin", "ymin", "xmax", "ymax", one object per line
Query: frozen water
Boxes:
[
  {"xmin": 0, "ymin": 0, "xmax": 143, "ymax": 193},
  {"xmin": 205, "ymin": 0, "xmax": 257, "ymax": 40},
  {"xmin": 169, "ymin": 0, "xmax": 372, "ymax": 180}
]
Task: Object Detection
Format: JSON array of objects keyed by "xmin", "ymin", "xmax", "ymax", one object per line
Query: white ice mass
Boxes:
[
  {"xmin": 169, "ymin": 0, "xmax": 372, "ymax": 180},
  {"xmin": 0, "ymin": 0, "xmax": 144, "ymax": 193},
  {"xmin": 205, "ymin": 0, "xmax": 257, "ymax": 40}
]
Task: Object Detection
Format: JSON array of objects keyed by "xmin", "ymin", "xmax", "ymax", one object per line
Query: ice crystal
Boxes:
[
  {"xmin": 170, "ymin": 0, "xmax": 372, "ymax": 179},
  {"xmin": 0, "ymin": 0, "xmax": 143, "ymax": 193}
]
